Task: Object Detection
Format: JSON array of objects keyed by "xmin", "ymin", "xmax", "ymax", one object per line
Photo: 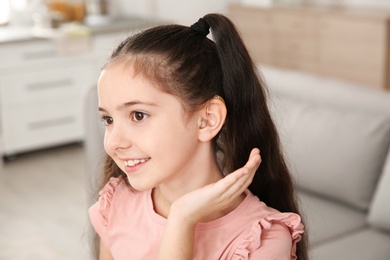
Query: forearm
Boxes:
[{"xmin": 158, "ymin": 211, "xmax": 196, "ymax": 260}]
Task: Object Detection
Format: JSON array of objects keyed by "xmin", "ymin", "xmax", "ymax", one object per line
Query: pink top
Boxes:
[{"xmin": 89, "ymin": 177, "xmax": 304, "ymax": 259}]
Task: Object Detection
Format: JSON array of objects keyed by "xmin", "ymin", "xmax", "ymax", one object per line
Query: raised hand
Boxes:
[
  {"xmin": 158, "ymin": 148, "xmax": 261, "ymax": 260},
  {"xmin": 170, "ymin": 148, "xmax": 261, "ymax": 225}
]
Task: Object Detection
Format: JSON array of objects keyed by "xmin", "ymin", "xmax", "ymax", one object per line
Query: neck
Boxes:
[
  {"xmin": 152, "ymin": 184, "xmax": 246, "ymax": 222},
  {"xmin": 151, "ymin": 146, "xmax": 245, "ymax": 221},
  {"xmin": 152, "ymin": 162, "xmax": 223, "ymax": 219},
  {"xmin": 152, "ymin": 146, "xmax": 223, "ymax": 219}
]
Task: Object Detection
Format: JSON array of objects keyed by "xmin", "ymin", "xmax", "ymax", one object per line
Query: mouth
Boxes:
[{"xmin": 124, "ymin": 158, "xmax": 150, "ymax": 167}]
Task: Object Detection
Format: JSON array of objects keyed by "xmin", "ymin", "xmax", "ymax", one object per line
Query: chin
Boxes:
[{"xmin": 126, "ymin": 177, "xmax": 154, "ymax": 192}]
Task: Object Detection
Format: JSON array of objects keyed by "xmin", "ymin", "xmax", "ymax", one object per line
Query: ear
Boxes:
[{"xmin": 198, "ymin": 96, "xmax": 227, "ymax": 142}]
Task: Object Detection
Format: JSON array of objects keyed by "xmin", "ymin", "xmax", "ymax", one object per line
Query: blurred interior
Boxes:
[{"xmin": 1, "ymin": 0, "xmax": 390, "ymax": 259}]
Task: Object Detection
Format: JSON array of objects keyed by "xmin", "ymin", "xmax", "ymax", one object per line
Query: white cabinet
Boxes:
[
  {"xmin": 0, "ymin": 39, "xmax": 94, "ymax": 156},
  {"xmin": 0, "ymin": 18, "xmax": 155, "ymax": 157},
  {"xmin": 0, "ymin": 40, "xmax": 90, "ymax": 71}
]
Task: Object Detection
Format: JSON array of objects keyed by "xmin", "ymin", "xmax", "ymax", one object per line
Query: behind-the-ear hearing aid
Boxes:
[{"xmin": 200, "ymin": 118, "xmax": 207, "ymax": 128}]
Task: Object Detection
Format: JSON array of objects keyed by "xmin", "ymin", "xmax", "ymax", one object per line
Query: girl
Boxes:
[{"xmin": 89, "ymin": 14, "xmax": 308, "ymax": 259}]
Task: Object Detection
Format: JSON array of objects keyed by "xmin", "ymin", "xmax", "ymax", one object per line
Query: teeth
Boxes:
[{"xmin": 125, "ymin": 158, "xmax": 147, "ymax": 167}]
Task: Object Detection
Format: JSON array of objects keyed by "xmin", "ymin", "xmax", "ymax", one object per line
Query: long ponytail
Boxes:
[{"xmin": 203, "ymin": 14, "xmax": 308, "ymax": 260}]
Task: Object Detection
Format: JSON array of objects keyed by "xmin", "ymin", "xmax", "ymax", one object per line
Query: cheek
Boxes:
[
  {"xmin": 103, "ymin": 132, "xmax": 112, "ymax": 154},
  {"xmin": 162, "ymin": 123, "xmax": 198, "ymax": 151}
]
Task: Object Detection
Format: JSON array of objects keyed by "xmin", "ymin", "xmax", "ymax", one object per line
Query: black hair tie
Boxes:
[{"xmin": 190, "ymin": 18, "xmax": 210, "ymax": 37}]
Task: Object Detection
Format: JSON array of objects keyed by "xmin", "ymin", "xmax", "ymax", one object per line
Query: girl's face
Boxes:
[{"xmin": 98, "ymin": 64, "xmax": 202, "ymax": 191}]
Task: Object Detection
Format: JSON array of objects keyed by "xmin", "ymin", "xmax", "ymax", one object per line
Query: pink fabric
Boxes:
[{"xmin": 89, "ymin": 177, "xmax": 304, "ymax": 259}]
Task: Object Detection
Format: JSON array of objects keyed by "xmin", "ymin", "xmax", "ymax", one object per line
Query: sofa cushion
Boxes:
[
  {"xmin": 272, "ymin": 97, "xmax": 390, "ymax": 210},
  {"xmin": 368, "ymin": 151, "xmax": 390, "ymax": 232},
  {"xmin": 298, "ymin": 191, "xmax": 366, "ymax": 246},
  {"xmin": 261, "ymin": 64, "xmax": 390, "ymax": 116},
  {"xmin": 310, "ymin": 228, "xmax": 390, "ymax": 260}
]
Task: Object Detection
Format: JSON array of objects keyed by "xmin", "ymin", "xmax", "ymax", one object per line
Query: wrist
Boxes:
[{"xmin": 168, "ymin": 203, "xmax": 199, "ymax": 228}]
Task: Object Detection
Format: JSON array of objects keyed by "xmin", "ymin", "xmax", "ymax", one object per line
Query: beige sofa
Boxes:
[
  {"xmin": 262, "ymin": 65, "xmax": 390, "ymax": 259},
  {"xmin": 84, "ymin": 65, "xmax": 390, "ymax": 259}
]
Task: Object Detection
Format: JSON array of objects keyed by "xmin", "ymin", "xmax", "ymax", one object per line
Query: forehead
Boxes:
[
  {"xmin": 97, "ymin": 64, "xmax": 187, "ymax": 114},
  {"xmin": 99, "ymin": 57, "xmax": 171, "ymax": 90},
  {"xmin": 98, "ymin": 63, "xmax": 158, "ymax": 96}
]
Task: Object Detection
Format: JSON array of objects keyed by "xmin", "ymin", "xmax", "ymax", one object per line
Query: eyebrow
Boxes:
[{"xmin": 98, "ymin": 100, "xmax": 158, "ymax": 112}]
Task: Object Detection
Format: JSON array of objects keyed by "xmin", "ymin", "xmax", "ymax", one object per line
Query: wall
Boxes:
[
  {"xmin": 308, "ymin": 0, "xmax": 390, "ymax": 8},
  {"xmin": 117, "ymin": 0, "xmax": 390, "ymax": 23},
  {"xmin": 116, "ymin": 0, "xmax": 237, "ymax": 24}
]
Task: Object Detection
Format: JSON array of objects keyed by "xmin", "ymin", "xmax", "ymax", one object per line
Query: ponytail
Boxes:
[{"xmin": 203, "ymin": 14, "xmax": 308, "ymax": 260}]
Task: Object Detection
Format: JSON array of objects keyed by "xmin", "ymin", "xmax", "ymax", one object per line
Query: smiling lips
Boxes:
[{"xmin": 124, "ymin": 158, "xmax": 150, "ymax": 167}]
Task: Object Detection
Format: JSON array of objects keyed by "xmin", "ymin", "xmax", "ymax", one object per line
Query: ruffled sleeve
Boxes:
[
  {"xmin": 233, "ymin": 212, "xmax": 304, "ymax": 260},
  {"xmin": 89, "ymin": 177, "xmax": 122, "ymax": 248}
]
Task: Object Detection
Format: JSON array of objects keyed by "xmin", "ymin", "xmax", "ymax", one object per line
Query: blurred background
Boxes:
[{"xmin": 1, "ymin": 0, "xmax": 390, "ymax": 259}]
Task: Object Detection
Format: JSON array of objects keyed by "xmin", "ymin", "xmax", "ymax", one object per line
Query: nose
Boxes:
[{"xmin": 105, "ymin": 122, "xmax": 132, "ymax": 151}]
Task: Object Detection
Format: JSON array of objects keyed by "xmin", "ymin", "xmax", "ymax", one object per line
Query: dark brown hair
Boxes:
[{"xmin": 99, "ymin": 13, "xmax": 308, "ymax": 259}]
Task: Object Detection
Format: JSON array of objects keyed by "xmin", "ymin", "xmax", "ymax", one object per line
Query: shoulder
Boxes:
[
  {"xmin": 89, "ymin": 177, "xmax": 153, "ymax": 252},
  {"xmin": 89, "ymin": 177, "xmax": 140, "ymax": 244},
  {"xmin": 98, "ymin": 176, "xmax": 129, "ymax": 203},
  {"xmin": 89, "ymin": 177, "xmax": 129, "ymax": 227},
  {"xmin": 232, "ymin": 192, "xmax": 304, "ymax": 260}
]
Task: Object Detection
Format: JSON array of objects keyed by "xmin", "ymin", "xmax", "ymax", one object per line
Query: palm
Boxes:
[{"xmin": 171, "ymin": 148, "xmax": 261, "ymax": 225}]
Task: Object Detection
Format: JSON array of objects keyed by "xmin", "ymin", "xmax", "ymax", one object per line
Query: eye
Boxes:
[
  {"xmin": 131, "ymin": 111, "xmax": 149, "ymax": 122},
  {"xmin": 101, "ymin": 116, "xmax": 113, "ymax": 126}
]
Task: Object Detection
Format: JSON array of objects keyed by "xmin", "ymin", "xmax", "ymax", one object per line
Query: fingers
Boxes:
[
  {"xmin": 242, "ymin": 148, "xmax": 261, "ymax": 175},
  {"xmin": 214, "ymin": 148, "xmax": 261, "ymax": 202},
  {"xmin": 169, "ymin": 148, "xmax": 262, "ymax": 224},
  {"xmin": 239, "ymin": 148, "xmax": 261, "ymax": 188},
  {"xmin": 229, "ymin": 148, "xmax": 261, "ymax": 181}
]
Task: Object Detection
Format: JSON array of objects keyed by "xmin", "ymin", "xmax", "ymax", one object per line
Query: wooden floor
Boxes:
[{"xmin": 0, "ymin": 144, "xmax": 93, "ymax": 260}]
